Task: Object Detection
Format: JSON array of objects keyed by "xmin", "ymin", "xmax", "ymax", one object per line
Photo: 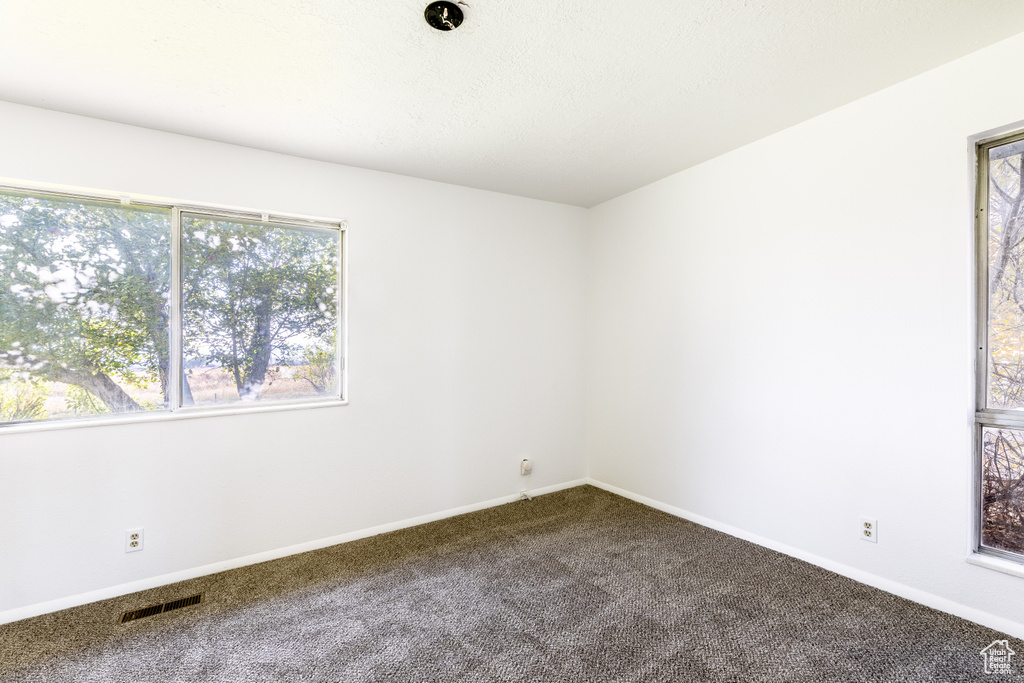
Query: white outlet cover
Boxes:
[
  {"xmin": 860, "ymin": 517, "xmax": 878, "ymax": 543},
  {"xmin": 125, "ymin": 527, "xmax": 144, "ymax": 553}
]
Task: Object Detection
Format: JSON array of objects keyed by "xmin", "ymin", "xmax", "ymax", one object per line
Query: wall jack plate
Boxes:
[
  {"xmin": 125, "ymin": 528, "xmax": 144, "ymax": 553},
  {"xmin": 860, "ymin": 518, "xmax": 877, "ymax": 543}
]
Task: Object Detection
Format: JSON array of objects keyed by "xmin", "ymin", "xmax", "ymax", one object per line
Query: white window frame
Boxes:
[
  {"xmin": 0, "ymin": 181, "xmax": 347, "ymax": 433},
  {"xmin": 975, "ymin": 130, "xmax": 1024, "ymax": 564}
]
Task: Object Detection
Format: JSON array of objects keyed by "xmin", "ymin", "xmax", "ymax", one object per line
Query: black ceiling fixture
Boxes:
[{"xmin": 425, "ymin": 2, "xmax": 464, "ymax": 31}]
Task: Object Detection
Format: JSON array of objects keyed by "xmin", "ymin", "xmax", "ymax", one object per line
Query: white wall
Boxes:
[
  {"xmin": 0, "ymin": 102, "xmax": 589, "ymax": 618},
  {"xmin": 9, "ymin": 29, "xmax": 1024, "ymax": 640},
  {"xmin": 588, "ymin": 31, "xmax": 1024, "ymax": 636}
]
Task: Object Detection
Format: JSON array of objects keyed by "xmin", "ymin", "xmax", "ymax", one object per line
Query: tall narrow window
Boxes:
[
  {"xmin": 977, "ymin": 133, "xmax": 1024, "ymax": 560},
  {"xmin": 0, "ymin": 186, "xmax": 344, "ymax": 428}
]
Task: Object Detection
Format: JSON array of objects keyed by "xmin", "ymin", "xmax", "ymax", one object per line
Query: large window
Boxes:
[
  {"xmin": 977, "ymin": 132, "xmax": 1024, "ymax": 560},
  {"xmin": 0, "ymin": 187, "xmax": 344, "ymax": 427}
]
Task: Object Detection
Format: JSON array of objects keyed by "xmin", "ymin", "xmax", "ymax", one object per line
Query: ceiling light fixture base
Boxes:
[{"xmin": 425, "ymin": 2, "xmax": 464, "ymax": 31}]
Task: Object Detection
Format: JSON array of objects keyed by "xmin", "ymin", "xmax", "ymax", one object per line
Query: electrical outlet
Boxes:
[
  {"xmin": 860, "ymin": 517, "xmax": 877, "ymax": 543},
  {"xmin": 125, "ymin": 528, "xmax": 144, "ymax": 553},
  {"xmin": 520, "ymin": 459, "xmax": 533, "ymax": 476}
]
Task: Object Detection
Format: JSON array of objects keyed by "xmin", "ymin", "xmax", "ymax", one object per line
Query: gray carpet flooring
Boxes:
[{"xmin": 0, "ymin": 485, "xmax": 1019, "ymax": 682}]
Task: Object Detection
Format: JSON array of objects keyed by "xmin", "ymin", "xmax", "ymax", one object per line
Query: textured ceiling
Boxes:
[{"xmin": 1, "ymin": 1, "xmax": 1024, "ymax": 207}]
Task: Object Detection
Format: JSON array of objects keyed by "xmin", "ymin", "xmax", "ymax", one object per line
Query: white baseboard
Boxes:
[
  {"xmin": 587, "ymin": 478, "xmax": 1024, "ymax": 641},
  {"xmin": 0, "ymin": 478, "xmax": 587, "ymax": 626}
]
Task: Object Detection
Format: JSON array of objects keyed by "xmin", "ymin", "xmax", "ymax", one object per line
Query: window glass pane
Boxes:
[
  {"xmin": 982, "ymin": 426, "xmax": 1024, "ymax": 556},
  {"xmin": 0, "ymin": 191, "xmax": 172, "ymax": 424},
  {"xmin": 181, "ymin": 214, "xmax": 339, "ymax": 407},
  {"xmin": 987, "ymin": 141, "xmax": 1024, "ymax": 409}
]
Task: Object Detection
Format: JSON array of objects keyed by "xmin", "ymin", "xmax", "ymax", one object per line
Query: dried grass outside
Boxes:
[
  {"xmin": 186, "ymin": 367, "xmax": 330, "ymax": 406},
  {"xmin": 3, "ymin": 365, "xmax": 330, "ymax": 423}
]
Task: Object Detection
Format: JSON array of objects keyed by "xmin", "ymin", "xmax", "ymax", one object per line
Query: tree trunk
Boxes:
[
  {"xmin": 52, "ymin": 368, "xmax": 142, "ymax": 413},
  {"xmin": 181, "ymin": 370, "xmax": 195, "ymax": 406},
  {"xmin": 238, "ymin": 294, "xmax": 274, "ymax": 401}
]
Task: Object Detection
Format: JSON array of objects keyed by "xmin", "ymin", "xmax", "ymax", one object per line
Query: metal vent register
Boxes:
[{"xmin": 119, "ymin": 593, "xmax": 204, "ymax": 624}]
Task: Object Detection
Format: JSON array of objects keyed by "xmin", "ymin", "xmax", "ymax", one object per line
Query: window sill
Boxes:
[
  {"xmin": 0, "ymin": 398, "xmax": 348, "ymax": 436},
  {"xmin": 966, "ymin": 552, "xmax": 1024, "ymax": 579}
]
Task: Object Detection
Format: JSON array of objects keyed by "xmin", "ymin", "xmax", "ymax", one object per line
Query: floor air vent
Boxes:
[{"xmin": 119, "ymin": 593, "xmax": 204, "ymax": 624}]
